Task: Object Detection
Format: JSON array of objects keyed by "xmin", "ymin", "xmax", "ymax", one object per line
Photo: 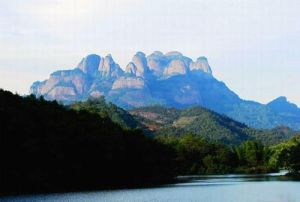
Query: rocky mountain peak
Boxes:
[
  {"xmin": 267, "ymin": 96, "xmax": 300, "ymax": 115},
  {"xmin": 270, "ymin": 96, "xmax": 288, "ymax": 103},
  {"xmin": 165, "ymin": 51, "xmax": 183, "ymax": 56},
  {"xmin": 147, "ymin": 51, "xmax": 168, "ymax": 77},
  {"xmin": 189, "ymin": 56, "xmax": 212, "ymax": 74},
  {"xmin": 98, "ymin": 54, "xmax": 123, "ymax": 78},
  {"xmin": 163, "ymin": 59, "xmax": 189, "ymax": 77},
  {"xmin": 125, "ymin": 62, "xmax": 137, "ymax": 76},
  {"xmin": 151, "ymin": 51, "xmax": 164, "ymax": 56},
  {"xmin": 30, "ymin": 51, "xmax": 300, "ymax": 130},
  {"xmin": 104, "ymin": 54, "xmax": 113, "ymax": 62},
  {"xmin": 129, "ymin": 51, "xmax": 150, "ymax": 78},
  {"xmin": 77, "ymin": 54, "xmax": 101, "ymax": 75}
]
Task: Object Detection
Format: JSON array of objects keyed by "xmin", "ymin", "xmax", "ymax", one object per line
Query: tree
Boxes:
[
  {"xmin": 235, "ymin": 141, "xmax": 265, "ymax": 167},
  {"xmin": 278, "ymin": 143, "xmax": 300, "ymax": 174}
]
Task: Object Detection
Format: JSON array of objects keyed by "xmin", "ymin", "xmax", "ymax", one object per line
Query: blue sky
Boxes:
[{"xmin": 0, "ymin": 0, "xmax": 299, "ymax": 106}]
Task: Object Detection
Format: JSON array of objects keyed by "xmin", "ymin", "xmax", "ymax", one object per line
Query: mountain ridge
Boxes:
[
  {"xmin": 129, "ymin": 105, "xmax": 297, "ymax": 145},
  {"xmin": 30, "ymin": 51, "xmax": 300, "ymax": 130}
]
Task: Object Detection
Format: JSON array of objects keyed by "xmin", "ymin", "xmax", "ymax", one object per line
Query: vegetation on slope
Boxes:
[
  {"xmin": 70, "ymin": 96, "xmax": 140, "ymax": 129},
  {"xmin": 0, "ymin": 90, "xmax": 175, "ymax": 195},
  {"xmin": 156, "ymin": 134, "xmax": 276, "ymax": 175},
  {"xmin": 1, "ymin": 90, "xmax": 299, "ymax": 196},
  {"xmin": 269, "ymin": 135, "xmax": 300, "ymax": 174},
  {"xmin": 130, "ymin": 105, "xmax": 297, "ymax": 145}
]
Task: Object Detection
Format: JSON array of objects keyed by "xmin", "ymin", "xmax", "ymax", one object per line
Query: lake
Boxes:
[{"xmin": 2, "ymin": 172, "xmax": 300, "ymax": 202}]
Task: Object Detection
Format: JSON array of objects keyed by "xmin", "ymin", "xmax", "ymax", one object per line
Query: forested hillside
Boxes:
[
  {"xmin": 0, "ymin": 89, "xmax": 174, "ymax": 195},
  {"xmin": 269, "ymin": 135, "xmax": 300, "ymax": 173},
  {"xmin": 1, "ymin": 89, "xmax": 299, "ymax": 196},
  {"xmin": 70, "ymin": 96, "xmax": 140, "ymax": 129},
  {"xmin": 130, "ymin": 106, "xmax": 297, "ymax": 145}
]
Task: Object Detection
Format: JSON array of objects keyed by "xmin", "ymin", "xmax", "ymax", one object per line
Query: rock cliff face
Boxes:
[
  {"xmin": 98, "ymin": 54, "xmax": 123, "ymax": 78},
  {"xmin": 112, "ymin": 77, "xmax": 145, "ymax": 90},
  {"xmin": 190, "ymin": 57, "xmax": 212, "ymax": 74},
  {"xmin": 30, "ymin": 51, "xmax": 300, "ymax": 129},
  {"xmin": 31, "ymin": 51, "xmax": 213, "ymax": 102}
]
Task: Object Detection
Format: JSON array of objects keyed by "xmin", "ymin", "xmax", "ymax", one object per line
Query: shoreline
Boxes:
[{"xmin": 0, "ymin": 171, "xmax": 292, "ymax": 198}]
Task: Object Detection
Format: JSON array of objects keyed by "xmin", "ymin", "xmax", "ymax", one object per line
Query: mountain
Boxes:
[
  {"xmin": 130, "ymin": 105, "xmax": 296, "ymax": 145},
  {"xmin": 70, "ymin": 96, "xmax": 140, "ymax": 130},
  {"xmin": 0, "ymin": 89, "xmax": 288, "ymax": 194},
  {"xmin": 64, "ymin": 97, "xmax": 297, "ymax": 145},
  {"xmin": 30, "ymin": 51, "xmax": 300, "ymax": 130},
  {"xmin": 267, "ymin": 96, "xmax": 300, "ymax": 116},
  {"xmin": 0, "ymin": 89, "xmax": 174, "ymax": 194}
]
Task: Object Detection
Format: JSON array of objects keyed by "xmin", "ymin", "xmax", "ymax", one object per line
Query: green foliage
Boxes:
[
  {"xmin": 131, "ymin": 106, "xmax": 296, "ymax": 145},
  {"xmin": 0, "ymin": 89, "xmax": 175, "ymax": 195},
  {"xmin": 235, "ymin": 141, "xmax": 264, "ymax": 166},
  {"xmin": 245, "ymin": 126, "xmax": 296, "ymax": 146},
  {"xmin": 157, "ymin": 134, "xmax": 274, "ymax": 175},
  {"xmin": 232, "ymin": 140, "xmax": 276, "ymax": 173},
  {"xmin": 71, "ymin": 96, "xmax": 140, "ymax": 129},
  {"xmin": 270, "ymin": 135, "xmax": 300, "ymax": 174},
  {"xmin": 278, "ymin": 143, "xmax": 300, "ymax": 173},
  {"xmin": 1, "ymin": 89, "xmax": 298, "ymax": 195}
]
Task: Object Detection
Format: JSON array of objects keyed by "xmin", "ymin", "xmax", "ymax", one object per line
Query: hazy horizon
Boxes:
[{"xmin": 1, "ymin": 0, "xmax": 299, "ymax": 106}]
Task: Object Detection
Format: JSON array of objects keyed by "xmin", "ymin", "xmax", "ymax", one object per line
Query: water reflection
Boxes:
[
  {"xmin": 175, "ymin": 171, "xmax": 292, "ymax": 184},
  {"xmin": 2, "ymin": 172, "xmax": 300, "ymax": 202}
]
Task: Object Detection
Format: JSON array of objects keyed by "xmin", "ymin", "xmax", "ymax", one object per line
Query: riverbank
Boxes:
[
  {"xmin": 1, "ymin": 171, "xmax": 289, "ymax": 197},
  {"xmin": 1, "ymin": 173, "xmax": 300, "ymax": 202}
]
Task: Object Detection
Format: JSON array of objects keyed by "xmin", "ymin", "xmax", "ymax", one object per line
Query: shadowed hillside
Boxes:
[{"xmin": 0, "ymin": 89, "xmax": 175, "ymax": 195}]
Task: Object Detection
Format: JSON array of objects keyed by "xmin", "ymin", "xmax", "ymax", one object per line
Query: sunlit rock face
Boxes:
[
  {"xmin": 98, "ymin": 54, "xmax": 124, "ymax": 78},
  {"xmin": 29, "ymin": 51, "xmax": 221, "ymax": 106},
  {"xmin": 112, "ymin": 77, "xmax": 145, "ymax": 90},
  {"xmin": 125, "ymin": 62, "xmax": 137, "ymax": 76},
  {"xmin": 30, "ymin": 54, "xmax": 125, "ymax": 102},
  {"xmin": 30, "ymin": 51, "xmax": 300, "ymax": 129},
  {"xmin": 30, "ymin": 69, "xmax": 89, "ymax": 100},
  {"xmin": 47, "ymin": 86, "xmax": 77, "ymax": 100},
  {"xmin": 189, "ymin": 56, "xmax": 212, "ymax": 74},
  {"xmin": 163, "ymin": 59, "xmax": 188, "ymax": 77},
  {"xmin": 147, "ymin": 51, "xmax": 210, "ymax": 78},
  {"xmin": 147, "ymin": 51, "xmax": 168, "ymax": 77},
  {"xmin": 30, "ymin": 51, "xmax": 224, "ymax": 113},
  {"xmin": 129, "ymin": 52, "xmax": 150, "ymax": 78},
  {"xmin": 164, "ymin": 51, "xmax": 192, "ymax": 67}
]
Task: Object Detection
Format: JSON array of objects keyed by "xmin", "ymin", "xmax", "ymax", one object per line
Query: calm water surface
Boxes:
[{"xmin": 2, "ymin": 173, "xmax": 300, "ymax": 202}]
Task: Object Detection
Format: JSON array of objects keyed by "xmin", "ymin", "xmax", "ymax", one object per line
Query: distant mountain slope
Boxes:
[
  {"xmin": 267, "ymin": 96, "xmax": 300, "ymax": 115},
  {"xmin": 130, "ymin": 106, "xmax": 297, "ymax": 145},
  {"xmin": 30, "ymin": 51, "xmax": 300, "ymax": 130}
]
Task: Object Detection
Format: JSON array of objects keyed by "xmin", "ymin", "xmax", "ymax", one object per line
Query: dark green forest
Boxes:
[
  {"xmin": 156, "ymin": 134, "xmax": 276, "ymax": 174},
  {"xmin": 0, "ymin": 89, "xmax": 299, "ymax": 195},
  {"xmin": 70, "ymin": 97, "xmax": 140, "ymax": 130},
  {"xmin": 0, "ymin": 90, "xmax": 174, "ymax": 195}
]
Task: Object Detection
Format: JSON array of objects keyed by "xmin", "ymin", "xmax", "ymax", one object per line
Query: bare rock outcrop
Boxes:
[
  {"xmin": 189, "ymin": 56, "xmax": 212, "ymax": 74},
  {"xmin": 112, "ymin": 77, "xmax": 145, "ymax": 90},
  {"xmin": 98, "ymin": 54, "xmax": 124, "ymax": 78},
  {"xmin": 30, "ymin": 51, "xmax": 213, "ymax": 102},
  {"xmin": 163, "ymin": 59, "xmax": 188, "ymax": 77},
  {"xmin": 126, "ymin": 52, "xmax": 150, "ymax": 78}
]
